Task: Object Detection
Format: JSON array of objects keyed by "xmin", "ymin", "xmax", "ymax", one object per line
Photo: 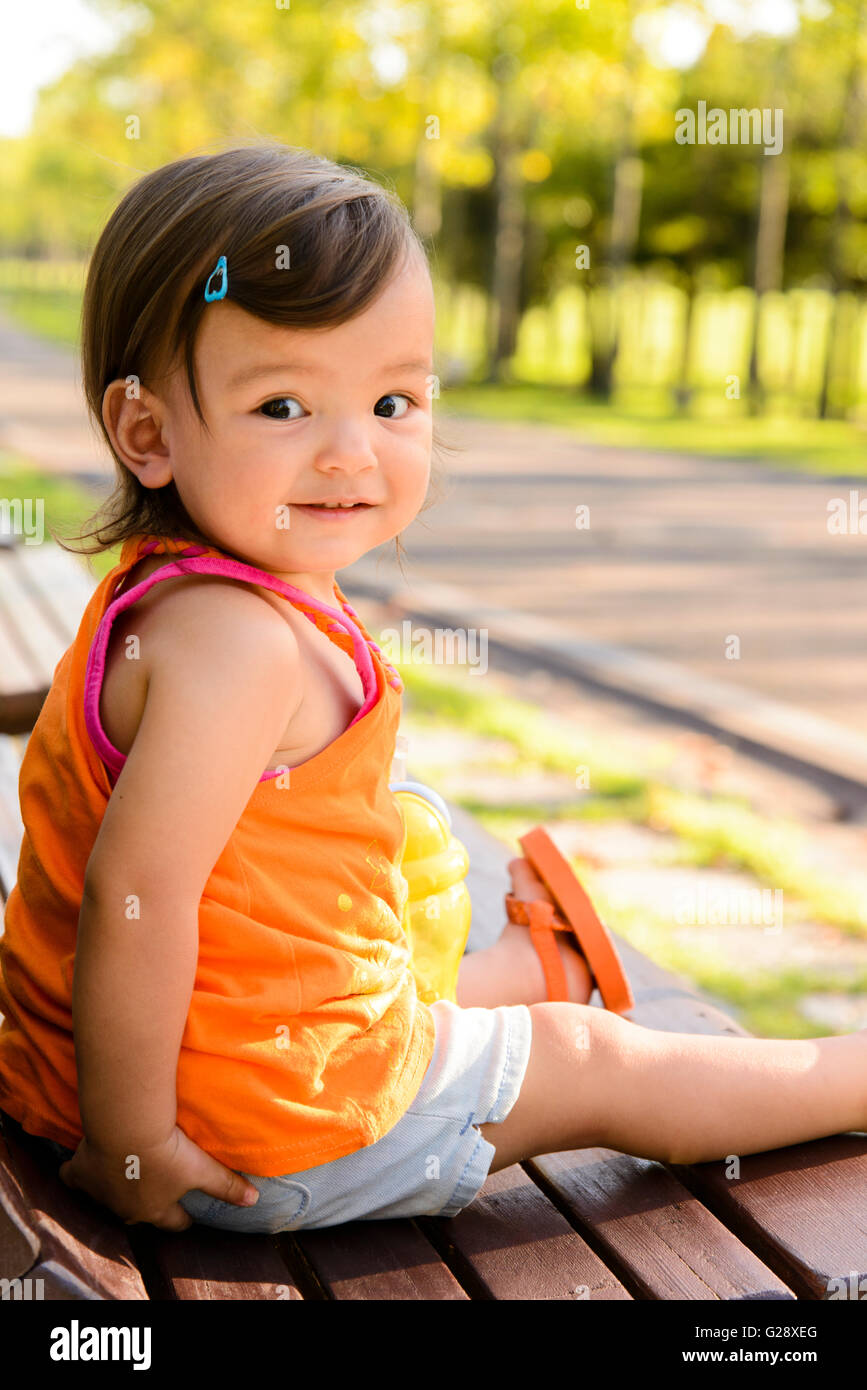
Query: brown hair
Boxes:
[{"xmin": 57, "ymin": 140, "xmax": 457, "ymax": 574}]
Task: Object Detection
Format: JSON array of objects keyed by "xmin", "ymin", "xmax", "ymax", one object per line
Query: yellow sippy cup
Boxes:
[{"xmin": 389, "ymin": 772, "xmax": 472, "ymax": 1006}]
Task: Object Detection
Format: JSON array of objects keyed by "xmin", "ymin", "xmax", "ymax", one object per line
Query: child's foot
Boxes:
[{"xmin": 505, "ymin": 857, "xmax": 594, "ymax": 1004}]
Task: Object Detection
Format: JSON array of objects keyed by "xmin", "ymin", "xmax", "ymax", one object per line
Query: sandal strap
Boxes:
[
  {"xmin": 505, "ymin": 893, "xmax": 572, "ymax": 931},
  {"xmin": 518, "ymin": 828, "xmax": 635, "ymax": 1016},
  {"xmin": 511, "ymin": 897, "xmax": 569, "ymax": 1002}
]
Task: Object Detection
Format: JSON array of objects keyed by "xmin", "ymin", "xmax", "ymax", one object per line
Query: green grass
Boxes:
[
  {"xmin": 396, "ymin": 660, "xmax": 867, "ymax": 939},
  {"xmin": 2, "ymin": 275, "xmax": 866, "ymax": 474},
  {"xmin": 395, "ymin": 657, "xmax": 867, "ymax": 1031},
  {"xmin": 645, "ymin": 783, "xmax": 867, "ymax": 935},
  {"xmin": 438, "ymin": 793, "xmax": 863, "ymax": 1034},
  {"xmin": 398, "ymin": 664, "xmax": 644, "ymax": 799},
  {"xmin": 0, "ymin": 454, "xmax": 119, "ymax": 583},
  {"xmin": 432, "ymin": 798, "xmax": 864, "ymax": 1036},
  {"xmin": 439, "ymin": 382, "xmax": 867, "ymax": 475},
  {"xmin": 0, "ymin": 289, "xmax": 82, "ymax": 348},
  {"xmin": 590, "ymin": 894, "xmax": 867, "ymax": 1038}
]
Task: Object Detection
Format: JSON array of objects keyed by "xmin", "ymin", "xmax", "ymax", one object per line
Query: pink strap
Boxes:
[{"xmin": 84, "ymin": 549, "xmax": 383, "ymax": 783}]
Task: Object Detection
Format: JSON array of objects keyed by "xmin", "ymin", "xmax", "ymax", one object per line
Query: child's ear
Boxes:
[{"xmin": 101, "ymin": 378, "xmax": 172, "ymax": 488}]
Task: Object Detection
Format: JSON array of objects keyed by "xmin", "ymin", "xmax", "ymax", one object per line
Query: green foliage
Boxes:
[
  {"xmin": 0, "ymin": 0, "xmax": 865, "ymax": 285},
  {"xmin": 0, "ymin": 454, "xmax": 119, "ymax": 580},
  {"xmin": 4, "ymin": 1, "xmax": 867, "ymax": 430},
  {"xmin": 397, "ymin": 658, "xmax": 867, "ymax": 941},
  {"xmin": 0, "ymin": 288, "xmax": 82, "ymax": 347}
]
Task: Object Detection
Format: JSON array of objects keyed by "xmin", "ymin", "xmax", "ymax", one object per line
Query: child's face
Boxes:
[{"xmin": 151, "ymin": 251, "xmax": 434, "ymax": 598}]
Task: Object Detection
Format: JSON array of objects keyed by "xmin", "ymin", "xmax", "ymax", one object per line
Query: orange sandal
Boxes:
[{"xmin": 505, "ymin": 827, "xmax": 635, "ymax": 1015}]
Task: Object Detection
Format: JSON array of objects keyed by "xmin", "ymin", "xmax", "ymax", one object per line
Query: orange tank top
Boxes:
[{"xmin": 0, "ymin": 534, "xmax": 436, "ymax": 1175}]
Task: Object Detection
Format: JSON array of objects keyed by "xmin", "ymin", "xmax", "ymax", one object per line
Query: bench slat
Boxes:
[
  {"xmin": 10, "ymin": 541, "xmax": 98, "ymax": 645},
  {"xmin": 0, "ymin": 1116, "xmax": 149, "ymax": 1300},
  {"xmin": 293, "ymin": 1218, "xmax": 470, "ymax": 1299},
  {"xmin": 132, "ymin": 1225, "xmax": 307, "ymax": 1300},
  {"xmin": 576, "ymin": 938, "xmax": 867, "ymax": 1297},
  {"xmin": 20, "ymin": 1257, "xmax": 108, "ymax": 1301},
  {"xmin": 0, "ymin": 1126, "xmax": 104, "ymax": 1300},
  {"xmin": 456, "ymin": 814, "xmax": 867, "ymax": 1299},
  {"xmin": 0, "ymin": 1136, "xmax": 41, "ymax": 1279},
  {"xmin": 0, "ymin": 545, "xmax": 72, "ymax": 685},
  {"xmin": 0, "ymin": 541, "xmax": 96, "ymax": 732},
  {"xmin": 0, "ymin": 732, "xmax": 25, "ymax": 907},
  {"xmin": 0, "ymin": 598, "xmax": 44, "ymax": 730},
  {"xmin": 417, "ymin": 1163, "xmax": 633, "ymax": 1300},
  {"xmin": 670, "ymin": 1136, "xmax": 867, "ymax": 1300},
  {"xmin": 526, "ymin": 1148, "xmax": 794, "ymax": 1299},
  {"xmin": 619, "ymin": 940, "xmax": 867, "ymax": 1298}
]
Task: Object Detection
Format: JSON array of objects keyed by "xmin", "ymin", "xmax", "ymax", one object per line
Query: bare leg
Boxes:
[{"xmin": 478, "ymin": 1001, "xmax": 867, "ymax": 1173}]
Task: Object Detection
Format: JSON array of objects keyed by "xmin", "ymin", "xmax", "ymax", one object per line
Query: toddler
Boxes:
[{"xmin": 0, "ymin": 143, "xmax": 864, "ymax": 1236}]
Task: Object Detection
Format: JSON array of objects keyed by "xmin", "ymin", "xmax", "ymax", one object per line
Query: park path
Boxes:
[
  {"xmin": 1, "ymin": 308, "xmax": 863, "ymax": 741},
  {"xmin": 394, "ymin": 416, "xmax": 867, "ymax": 741},
  {"xmin": 0, "ymin": 313, "xmax": 101, "ymax": 475}
]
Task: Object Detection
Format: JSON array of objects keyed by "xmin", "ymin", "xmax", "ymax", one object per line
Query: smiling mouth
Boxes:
[{"xmin": 294, "ymin": 502, "xmax": 373, "ymax": 511}]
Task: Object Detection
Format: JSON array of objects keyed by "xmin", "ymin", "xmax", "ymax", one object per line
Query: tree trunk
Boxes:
[
  {"xmin": 818, "ymin": 292, "xmax": 841, "ymax": 421},
  {"xmin": 486, "ymin": 98, "xmax": 526, "ymax": 383},
  {"xmin": 411, "ymin": 3, "xmax": 443, "ymax": 243},
  {"xmin": 747, "ymin": 152, "xmax": 790, "ymax": 416},
  {"xmin": 412, "ymin": 133, "xmax": 442, "ymax": 242},
  {"xmin": 587, "ymin": 283, "xmax": 616, "ymax": 398},
  {"xmin": 586, "ymin": 153, "xmax": 644, "ymax": 400},
  {"xmin": 818, "ymin": 6, "xmax": 864, "ymax": 418},
  {"xmin": 584, "ymin": 0, "xmax": 649, "ymax": 400},
  {"xmin": 674, "ymin": 280, "xmax": 695, "ymax": 413}
]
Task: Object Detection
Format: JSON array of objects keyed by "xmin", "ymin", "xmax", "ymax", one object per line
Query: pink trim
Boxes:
[{"xmin": 84, "ymin": 551, "xmax": 383, "ymax": 784}]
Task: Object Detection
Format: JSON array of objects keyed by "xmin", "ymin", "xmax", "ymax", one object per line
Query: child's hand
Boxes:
[{"xmin": 58, "ymin": 1125, "xmax": 259, "ymax": 1232}]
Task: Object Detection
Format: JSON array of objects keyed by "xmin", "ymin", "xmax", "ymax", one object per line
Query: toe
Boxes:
[{"xmin": 508, "ymin": 856, "xmax": 555, "ymax": 906}]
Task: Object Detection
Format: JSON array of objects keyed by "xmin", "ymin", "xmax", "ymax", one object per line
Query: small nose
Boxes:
[{"xmin": 313, "ymin": 419, "xmax": 379, "ymax": 472}]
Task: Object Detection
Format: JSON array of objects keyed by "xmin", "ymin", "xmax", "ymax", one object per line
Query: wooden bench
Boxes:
[
  {"xmin": 2, "ymin": 732, "xmax": 867, "ymax": 1301},
  {"xmin": 0, "ymin": 533, "xmax": 97, "ymax": 734}
]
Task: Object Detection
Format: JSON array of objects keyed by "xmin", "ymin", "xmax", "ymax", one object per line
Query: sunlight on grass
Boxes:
[
  {"xmin": 0, "ymin": 454, "xmax": 119, "ymax": 582},
  {"xmin": 3, "ymin": 274, "xmax": 866, "ymax": 474},
  {"xmin": 0, "ymin": 290, "xmax": 82, "ymax": 349},
  {"xmin": 395, "ymin": 659, "xmax": 867, "ymax": 941},
  {"xmin": 646, "ymin": 784, "xmax": 867, "ymax": 935},
  {"xmin": 398, "ymin": 662, "xmax": 644, "ymax": 798},
  {"xmin": 456, "ymin": 815, "xmax": 863, "ymax": 1036},
  {"xmin": 440, "ymin": 383, "xmax": 867, "ymax": 475}
]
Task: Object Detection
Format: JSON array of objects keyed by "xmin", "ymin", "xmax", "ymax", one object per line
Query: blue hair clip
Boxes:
[{"xmin": 204, "ymin": 254, "xmax": 228, "ymax": 302}]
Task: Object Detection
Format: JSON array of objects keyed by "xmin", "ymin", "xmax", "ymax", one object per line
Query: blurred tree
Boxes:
[
  {"xmin": 746, "ymin": 42, "xmax": 791, "ymax": 417},
  {"xmin": 817, "ymin": 0, "xmax": 867, "ymax": 418},
  {"xmin": 2, "ymin": 0, "xmax": 867, "ymax": 417},
  {"xmin": 587, "ymin": 0, "xmax": 648, "ymax": 400}
]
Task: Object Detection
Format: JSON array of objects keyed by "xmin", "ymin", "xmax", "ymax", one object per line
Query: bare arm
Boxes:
[{"xmin": 74, "ymin": 582, "xmax": 302, "ymax": 1155}]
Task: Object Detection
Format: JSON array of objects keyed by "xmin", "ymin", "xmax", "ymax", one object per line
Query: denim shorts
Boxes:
[
  {"xmin": 21, "ymin": 1000, "xmax": 532, "ymax": 1234},
  {"xmin": 176, "ymin": 1000, "xmax": 533, "ymax": 1233}
]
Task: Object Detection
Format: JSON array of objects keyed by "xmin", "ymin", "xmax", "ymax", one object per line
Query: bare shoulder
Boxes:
[
  {"xmin": 100, "ymin": 571, "xmax": 302, "ymax": 763},
  {"xmin": 140, "ymin": 575, "xmax": 300, "ymax": 664},
  {"xmin": 85, "ymin": 580, "xmax": 303, "ymax": 906}
]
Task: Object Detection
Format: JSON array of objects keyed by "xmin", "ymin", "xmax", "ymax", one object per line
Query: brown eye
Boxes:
[
  {"xmin": 259, "ymin": 396, "xmax": 304, "ymax": 420},
  {"xmin": 374, "ymin": 394, "xmax": 411, "ymax": 419}
]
